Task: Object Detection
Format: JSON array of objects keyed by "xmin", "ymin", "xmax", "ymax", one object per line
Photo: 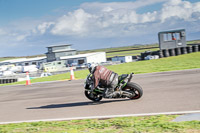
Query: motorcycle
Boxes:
[{"xmin": 84, "ymin": 73, "xmax": 143, "ymax": 102}]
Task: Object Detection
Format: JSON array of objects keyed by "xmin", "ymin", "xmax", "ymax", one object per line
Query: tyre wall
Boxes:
[{"xmin": 0, "ymin": 79, "xmax": 18, "ymax": 84}]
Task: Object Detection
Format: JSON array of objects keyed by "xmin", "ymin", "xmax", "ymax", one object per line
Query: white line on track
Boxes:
[{"xmin": 1, "ymin": 110, "xmax": 200, "ymax": 125}]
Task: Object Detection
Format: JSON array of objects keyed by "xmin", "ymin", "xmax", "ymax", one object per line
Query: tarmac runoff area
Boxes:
[
  {"xmin": 0, "ymin": 69, "xmax": 200, "ymax": 124},
  {"xmin": 173, "ymin": 113, "xmax": 200, "ymax": 122}
]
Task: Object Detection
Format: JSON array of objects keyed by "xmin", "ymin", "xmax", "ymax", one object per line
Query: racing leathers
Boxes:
[{"xmin": 91, "ymin": 66, "xmax": 118, "ymax": 98}]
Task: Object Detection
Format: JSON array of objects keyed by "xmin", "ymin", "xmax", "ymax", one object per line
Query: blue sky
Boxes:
[{"xmin": 0, "ymin": 0, "xmax": 200, "ymax": 57}]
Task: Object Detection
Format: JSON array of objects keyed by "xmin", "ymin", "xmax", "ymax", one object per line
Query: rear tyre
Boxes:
[
  {"xmin": 84, "ymin": 90, "xmax": 103, "ymax": 102},
  {"xmin": 123, "ymin": 82, "xmax": 143, "ymax": 99}
]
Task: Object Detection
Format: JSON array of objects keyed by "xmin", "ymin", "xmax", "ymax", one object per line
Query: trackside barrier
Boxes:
[
  {"xmin": 181, "ymin": 47, "xmax": 187, "ymax": 54},
  {"xmin": 158, "ymin": 50, "xmax": 163, "ymax": 58},
  {"xmin": 175, "ymin": 47, "xmax": 181, "ymax": 56},
  {"xmin": 0, "ymin": 79, "xmax": 18, "ymax": 84},
  {"xmin": 163, "ymin": 49, "xmax": 169, "ymax": 57},
  {"xmin": 169, "ymin": 49, "xmax": 175, "ymax": 56},
  {"xmin": 141, "ymin": 45, "xmax": 199, "ymax": 60},
  {"xmin": 199, "ymin": 45, "xmax": 200, "ymax": 51},
  {"xmin": 192, "ymin": 45, "xmax": 198, "ymax": 52},
  {"xmin": 187, "ymin": 46, "xmax": 193, "ymax": 53}
]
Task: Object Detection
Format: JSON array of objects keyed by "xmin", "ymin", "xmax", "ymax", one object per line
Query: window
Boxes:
[
  {"xmin": 163, "ymin": 33, "xmax": 180, "ymax": 41},
  {"xmin": 78, "ymin": 59, "xmax": 85, "ymax": 64},
  {"xmin": 175, "ymin": 33, "xmax": 180, "ymax": 40},
  {"xmin": 32, "ymin": 62, "xmax": 36, "ymax": 65},
  {"xmin": 25, "ymin": 63, "xmax": 29, "ymax": 66},
  {"xmin": 164, "ymin": 33, "xmax": 171, "ymax": 41},
  {"xmin": 48, "ymin": 48, "xmax": 52, "ymax": 52}
]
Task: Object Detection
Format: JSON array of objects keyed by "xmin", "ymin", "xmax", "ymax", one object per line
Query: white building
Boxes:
[
  {"xmin": 112, "ymin": 56, "xmax": 132, "ymax": 63},
  {"xmin": 60, "ymin": 52, "xmax": 106, "ymax": 66}
]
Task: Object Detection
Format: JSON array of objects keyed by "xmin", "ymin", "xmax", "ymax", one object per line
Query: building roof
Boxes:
[
  {"xmin": 47, "ymin": 44, "xmax": 72, "ymax": 48},
  {"xmin": 45, "ymin": 49, "xmax": 76, "ymax": 54},
  {"xmin": 158, "ymin": 29, "xmax": 185, "ymax": 34},
  {"xmin": 60, "ymin": 52, "xmax": 105, "ymax": 60},
  {"xmin": 0, "ymin": 57, "xmax": 46, "ymax": 64}
]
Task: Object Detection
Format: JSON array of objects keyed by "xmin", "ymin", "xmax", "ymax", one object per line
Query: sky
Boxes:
[{"xmin": 0, "ymin": 0, "xmax": 200, "ymax": 57}]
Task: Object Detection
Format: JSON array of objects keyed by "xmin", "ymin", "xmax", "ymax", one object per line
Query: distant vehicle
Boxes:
[
  {"xmin": 144, "ymin": 55, "xmax": 159, "ymax": 60},
  {"xmin": 40, "ymin": 72, "xmax": 52, "ymax": 77},
  {"xmin": 76, "ymin": 63, "xmax": 88, "ymax": 69},
  {"xmin": 100, "ymin": 61, "xmax": 113, "ymax": 66},
  {"xmin": 2, "ymin": 71, "xmax": 15, "ymax": 76},
  {"xmin": 23, "ymin": 65, "xmax": 38, "ymax": 73},
  {"xmin": 0, "ymin": 66, "xmax": 8, "ymax": 71},
  {"xmin": 9, "ymin": 66, "xmax": 23, "ymax": 73},
  {"xmin": 70, "ymin": 63, "xmax": 78, "ymax": 67}
]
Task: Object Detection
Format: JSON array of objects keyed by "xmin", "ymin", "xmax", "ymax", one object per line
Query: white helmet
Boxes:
[{"xmin": 88, "ymin": 63, "xmax": 97, "ymax": 73}]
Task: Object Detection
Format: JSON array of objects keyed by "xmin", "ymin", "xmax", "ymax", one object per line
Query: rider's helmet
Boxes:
[{"xmin": 87, "ymin": 63, "xmax": 97, "ymax": 73}]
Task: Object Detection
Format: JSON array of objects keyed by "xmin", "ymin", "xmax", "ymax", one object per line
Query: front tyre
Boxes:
[
  {"xmin": 84, "ymin": 90, "xmax": 103, "ymax": 102},
  {"xmin": 123, "ymin": 82, "xmax": 143, "ymax": 99}
]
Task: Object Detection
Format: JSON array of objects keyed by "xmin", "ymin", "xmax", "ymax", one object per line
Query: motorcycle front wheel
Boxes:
[
  {"xmin": 84, "ymin": 90, "xmax": 103, "ymax": 102},
  {"xmin": 123, "ymin": 82, "xmax": 143, "ymax": 99}
]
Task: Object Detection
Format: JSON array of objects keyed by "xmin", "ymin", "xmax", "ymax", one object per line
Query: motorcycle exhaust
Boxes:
[
  {"xmin": 121, "ymin": 91, "xmax": 135, "ymax": 98},
  {"xmin": 112, "ymin": 91, "xmax": 135, "ymax": 98}
]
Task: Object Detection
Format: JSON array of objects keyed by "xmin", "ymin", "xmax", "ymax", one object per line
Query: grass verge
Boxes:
[
  {"xmin": 1, "ymin": 52, "xmax": 200, "ymax": 86},
  {"xmin": 0, "ymin": 115, "xmax": 199, "ymax": 133}
]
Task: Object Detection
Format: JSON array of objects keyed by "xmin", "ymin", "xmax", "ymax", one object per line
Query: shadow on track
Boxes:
[{"xmin": 27, "ymin": 99, "xmax": 131, "ymax": 109}]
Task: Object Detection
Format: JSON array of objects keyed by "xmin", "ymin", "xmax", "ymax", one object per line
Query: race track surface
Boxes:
[{"xmin": 0, "ymin": 69, "xmax": 200, "ymax": 123}]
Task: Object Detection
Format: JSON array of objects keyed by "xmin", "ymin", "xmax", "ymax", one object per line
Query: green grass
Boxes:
[
  {"xmin": 106, "ymin": 48, "xmax": 159, "ymax": 58},
  {"xmin": 0, "ymin": 115, "xmax": 199, "ymax": 133},
  {"xmin": 0, "ymin": 57, "xmax": 18, "ymax": 62},
  {"xmin": 187, "ymin": 40, "xmax": 200, "ymax": 44},
  {"xmin": 79, "ymin": 44, "xmax": 159, "ymax": 58},
  {"xmin": 1, "ymin": 52, "xmax": 200, "ymax": 86},
  {"xmin": 79, "ymin": 44, "xmax": 158, "ymax": 54},
  {"xmin": 107, "ymin": 52, "xmax": 200, "ymax": 75}
]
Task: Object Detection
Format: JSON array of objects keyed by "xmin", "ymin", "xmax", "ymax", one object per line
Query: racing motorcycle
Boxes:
[{"xmin": 84, "ymin": 73, "xmax": 143, "ymax": 102}]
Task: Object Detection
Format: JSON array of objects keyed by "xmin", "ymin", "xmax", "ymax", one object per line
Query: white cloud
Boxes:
[
  {"xmin": 81, "ymin": 0, "xmax": 167, "ymax": 13},
  {"xmin": 1, "ymin": 0, "xmax": 200, "ymax": 56},
  {"xmin": 0, "ymin": 29, "xmax": 6, "ymax": 35},
  {"xmin": 3, "ymin": 0, "xmax": 199, "ymax": 41},
  {"xmin": 48, "ymin": 0, "xmax": 199, "ymax": 37},
  {"xmin": 16, "ymin": 34, "xmax": 28, "ymax": 41},
  {"xmin": 161, "ymin": 0, "xmax": 192, "ymax": 22},
  {"xmin": 193, "ymin": 2, "xmax": 200, "ymax": 12},
  {"xmin": 160, "ymin": 0, "xmax": 200, "ymax": 23},
  {"xmin": 51, "ymin": 9, "xmax": 92, "ymax": 36},
  {"xmin": 37, "ymin": 22, "xmax": 54, "ymax": 34}
]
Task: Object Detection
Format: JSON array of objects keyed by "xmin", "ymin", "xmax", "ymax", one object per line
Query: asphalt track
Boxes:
[{"xmin": 0, "ymin": 69, "xmax": 200, "ymax": 124}]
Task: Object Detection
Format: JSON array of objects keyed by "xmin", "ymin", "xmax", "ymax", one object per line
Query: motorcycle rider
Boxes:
[{"xmin": 88, "ymin": 63, "xmax": 119, "ymax": 98}]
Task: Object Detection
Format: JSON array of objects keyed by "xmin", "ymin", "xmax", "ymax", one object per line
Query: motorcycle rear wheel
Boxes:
[
  {"xmin": 123, "ymin": 82, "xmax": 143, "ymax": 99},
  {"xmin": 85, "ymin": 90, "xmax": 103, "ymax": 102}
]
